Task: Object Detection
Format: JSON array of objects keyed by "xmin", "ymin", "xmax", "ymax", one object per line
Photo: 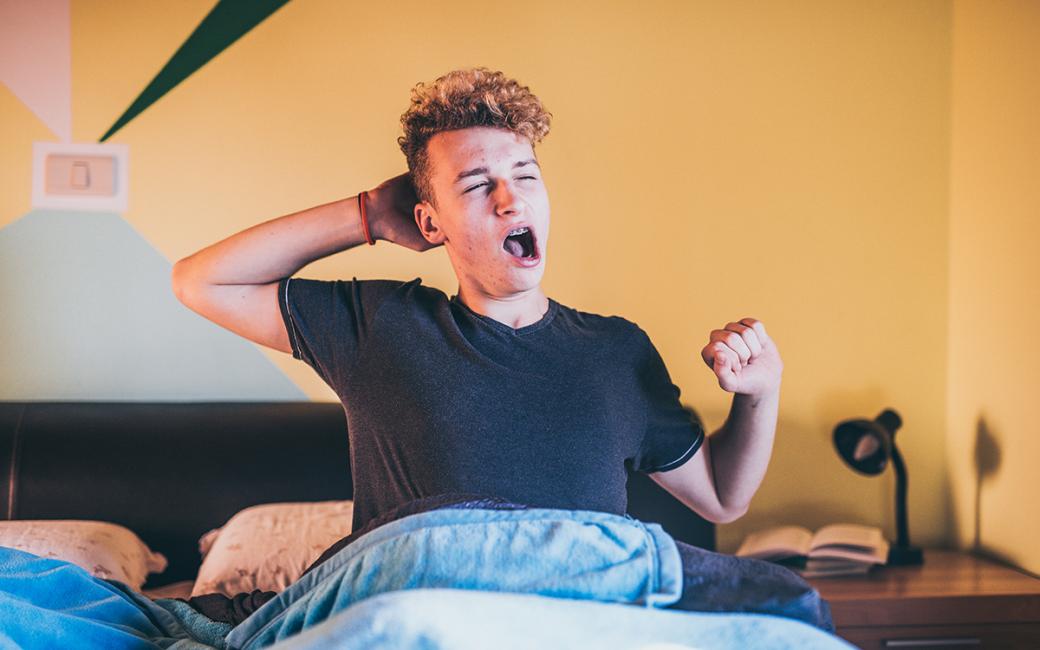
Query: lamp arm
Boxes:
[{"xmin": 890, "ymin": 443, "xmax": 911, "ymax": 548}]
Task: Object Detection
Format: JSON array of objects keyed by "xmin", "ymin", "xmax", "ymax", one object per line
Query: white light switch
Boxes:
[
  {"xmin": 33, "ymin": 142, "xmax": 129, "ymax": 212},
  {"xmin": 46, "ymin": 155, "xmax": 113, "ymax": 195}
]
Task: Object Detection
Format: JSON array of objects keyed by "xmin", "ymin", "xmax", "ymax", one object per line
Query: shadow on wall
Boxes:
[
  {"xmin": 973, "ymin": 414, "xmax": 1001, "ymax": 551},
  {"xmin": 973, "ymin": 414, "xmax": 1003, "ymax": 555},
  {"xmin": 971, "ymin": 414, "xmax": 1037, "ymax": 578}
]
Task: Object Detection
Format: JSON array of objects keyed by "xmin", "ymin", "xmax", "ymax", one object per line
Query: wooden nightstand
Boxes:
[{"xmin": 806, "ymin": 550, "xmax": 1040, "ymax": 649}]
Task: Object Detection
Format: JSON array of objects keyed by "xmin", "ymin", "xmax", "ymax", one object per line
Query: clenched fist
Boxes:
[{"xmin": 700, "ymin": 318, "xmax": 783, "ymax": 398}]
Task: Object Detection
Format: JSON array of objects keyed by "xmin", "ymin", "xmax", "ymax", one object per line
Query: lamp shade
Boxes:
[{"xmin": 833, "ymin": 409, "xmax": 902, "ymax": 475}]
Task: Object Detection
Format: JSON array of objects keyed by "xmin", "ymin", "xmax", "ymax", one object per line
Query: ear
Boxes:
[{"xmin": 414, "ymin": 201, "xmax": 447, "ymax": 245}]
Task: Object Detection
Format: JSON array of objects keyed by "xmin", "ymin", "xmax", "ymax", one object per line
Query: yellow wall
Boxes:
[
  {"xmin": 947, "ymin": 0, "xmax": 1040, "ymax": 575},
  {"xmin": 2, "ymin": 1, "xmax": 958, "ymax": 552}
]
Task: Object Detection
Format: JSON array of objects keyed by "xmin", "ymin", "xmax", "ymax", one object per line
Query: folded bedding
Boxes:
[
  {"xmin": 223, "ymin": 501, "xmax": 684, "ymax": 649},
  {"xmin": 0, "ymin": 497, "xmax": 846, "ymax": 650}
]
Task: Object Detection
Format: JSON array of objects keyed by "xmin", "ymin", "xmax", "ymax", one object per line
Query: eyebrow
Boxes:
[{"xmin": 454, "ymin": 158, "xmax": 540, "ymax": 184}]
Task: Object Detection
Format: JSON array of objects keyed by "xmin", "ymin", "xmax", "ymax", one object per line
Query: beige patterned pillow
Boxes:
[
  {"xmin": 191, "ymin": 500, "xmax": 354, "ymax": 598},
  {"xmin": 0, "ymin": 520, "xmax": 167, "ymax": 590}
]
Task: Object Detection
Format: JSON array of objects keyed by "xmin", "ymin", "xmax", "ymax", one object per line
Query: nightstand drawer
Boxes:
[{"xmin": 838, "ymin": 622, "xmax": 1040, "ymax": 649}]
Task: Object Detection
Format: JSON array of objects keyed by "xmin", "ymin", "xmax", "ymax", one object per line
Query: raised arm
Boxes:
[
  {"xmin": 650, "ymin": 318, "xmax": 784, "ymax": 523},
  {"xmin": 171, "ymin": 173, "xmax": 432, "ymax": 353}
]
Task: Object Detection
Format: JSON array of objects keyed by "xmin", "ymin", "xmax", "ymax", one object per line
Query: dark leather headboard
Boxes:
[{"xmin": 1, "ymin": 402, "xmax": 713, "ymax": 587}]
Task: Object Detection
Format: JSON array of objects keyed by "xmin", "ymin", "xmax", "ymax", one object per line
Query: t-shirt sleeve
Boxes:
[
  {"xmin": 277, "ymin": 276, "xmax": 404, "ymax": 388},
  {"xmin": 632, "ymin": 327, "xmax": 706, "ymax": 474}
]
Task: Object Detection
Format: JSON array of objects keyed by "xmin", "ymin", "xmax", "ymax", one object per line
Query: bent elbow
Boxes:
[
  {"xmin": 170, "ymin": 258, "xmax": 198, "ymax": 305},
  {"xmin": 711, "ymin": 503, "xmax": 749, "ymax": 525}
]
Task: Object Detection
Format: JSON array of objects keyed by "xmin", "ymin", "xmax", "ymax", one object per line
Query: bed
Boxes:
[{"xmin": 0, "ymin": 401, "xmax": 851, "ymax": 649}]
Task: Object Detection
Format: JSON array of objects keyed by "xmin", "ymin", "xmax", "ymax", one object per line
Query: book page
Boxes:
[
  {"xmin": 810, "ymin": 524, "xmax": 883, "ymax": 549},
  {"xmin": 735, "ymin": 525, "xmax": 813, "ymax": 560},
  {"xmin": 809, "ymin": 523, "xmax": 888, "ymax": 564}
]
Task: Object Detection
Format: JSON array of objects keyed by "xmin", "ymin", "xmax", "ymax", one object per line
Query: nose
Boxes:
[{"xmin": 492, "ymin": 179, "xmax": 522, "ymax": 217}]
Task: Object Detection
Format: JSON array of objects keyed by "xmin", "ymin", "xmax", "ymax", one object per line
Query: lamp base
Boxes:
[{"xmin": 887, "ymin": 545, "xmax": 924, "ymax": 566}]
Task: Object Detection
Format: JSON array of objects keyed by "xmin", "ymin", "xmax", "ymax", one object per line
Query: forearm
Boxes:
[
  {"xmin": 173, "ymin": 195, "xmax": 370, "ymax": 288},
  {"xmin": 707, "ymin": 387, "xmax": 780, "ymax": 513}
]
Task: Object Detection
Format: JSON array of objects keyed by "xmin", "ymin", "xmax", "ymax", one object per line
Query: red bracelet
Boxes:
[{"xmin": 358, "ymin": 191, "xmax": 375, "ymax": 246}]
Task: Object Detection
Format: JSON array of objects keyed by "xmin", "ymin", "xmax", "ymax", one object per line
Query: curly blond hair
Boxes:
[{"xmin": 398, "ymin": 67, "xmax": 552, "ymax": 205}]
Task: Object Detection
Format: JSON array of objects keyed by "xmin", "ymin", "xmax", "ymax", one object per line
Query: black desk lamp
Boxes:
[{"xmin": 833, "ymin": 408, "xmax": 924, "ymax": 566}]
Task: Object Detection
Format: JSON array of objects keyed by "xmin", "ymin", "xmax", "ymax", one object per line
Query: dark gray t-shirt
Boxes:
[{"xmin": 278, "ymin": 276, "xmax": 704, "ymax": 530}]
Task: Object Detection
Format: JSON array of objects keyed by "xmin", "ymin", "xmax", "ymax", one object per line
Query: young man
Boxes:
[
  {"xmin": 171, "ymin": 68, "xmax": 834, "ymax": 632},
  {"xmin": 171, "ymin": 67, "xmax": 783, "ymax": 536}
]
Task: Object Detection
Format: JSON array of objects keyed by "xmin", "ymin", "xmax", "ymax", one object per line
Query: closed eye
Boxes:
[{"xmin": 464, "ymin": 176, "xmax": 538, "ymax": 194}]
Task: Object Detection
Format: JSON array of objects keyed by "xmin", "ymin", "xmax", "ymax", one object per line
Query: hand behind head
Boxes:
[{"xmin": 368, "ymin": 173, "xmax": 442, "ymax": 252}]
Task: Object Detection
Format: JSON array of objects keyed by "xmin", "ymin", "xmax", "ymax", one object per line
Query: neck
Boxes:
[{"xmin": 455, "ymin": 283, "xmax": 550, "ymax": 330}]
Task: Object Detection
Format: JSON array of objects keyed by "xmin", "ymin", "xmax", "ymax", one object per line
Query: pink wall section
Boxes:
[{"xmin": 0, "ymin": 0, "xmax": 71, "ymax": 141}]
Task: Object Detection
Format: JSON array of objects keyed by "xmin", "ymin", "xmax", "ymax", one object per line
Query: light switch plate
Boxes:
[{"xmin": 32, "ymin": 141, "xmax": 129, "ymax": 212}]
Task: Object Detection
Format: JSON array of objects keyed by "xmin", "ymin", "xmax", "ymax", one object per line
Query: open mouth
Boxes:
[{"xmin": 502, "ymin": 226, "xmax": 538, "ymax": 259}]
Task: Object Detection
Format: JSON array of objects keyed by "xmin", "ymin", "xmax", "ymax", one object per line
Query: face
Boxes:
[{"xmin": 415, "ymin": 126, "xmax": 550, "ymax": 299}]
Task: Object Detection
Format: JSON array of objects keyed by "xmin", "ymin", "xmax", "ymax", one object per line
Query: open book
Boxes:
[{"xmin": 735, "ymin": 524, "xmax": 889, "ymax": 577}]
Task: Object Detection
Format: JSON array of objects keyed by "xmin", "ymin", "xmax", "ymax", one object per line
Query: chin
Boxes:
[{"xmin": 509, "ymin": 273, "xmax": 545, "ymax": 294}]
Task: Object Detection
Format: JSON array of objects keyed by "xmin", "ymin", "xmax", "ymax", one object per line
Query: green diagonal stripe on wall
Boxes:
[{"xmin": 99, "ymin": 0, "xmax": 291, "ymax": 142}]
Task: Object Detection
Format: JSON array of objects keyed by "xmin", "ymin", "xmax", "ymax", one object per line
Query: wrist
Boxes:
[
  {"xmin": 362, "ymin": 187, "xmax": 392, "ymax": 242},
  {"xmin": 353, "ymin": 191, "xmax": 376, "ymax": 244},
  {"xmin": 736, "ymin": 384, "xmax": 781, "ymax": 407}
]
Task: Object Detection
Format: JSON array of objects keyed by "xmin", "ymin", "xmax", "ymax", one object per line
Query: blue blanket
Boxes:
[
  {"xmin": 224, "ymin": 507, "xmax": 681, "ymax": 648},
  {"xmin": 270, "ymin": 589, "xmax": 851, "ymax": 650},
  {"xmin": 0, "ymin": 546, "xmax": 228, "ymax": 649},
  {"xmin": 0, "ymin": 507, "xmax": 851, "ymax": 649}
]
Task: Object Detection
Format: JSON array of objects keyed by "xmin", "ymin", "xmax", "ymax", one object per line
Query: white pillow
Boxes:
[
  {"xmin": 191, "ymin": 500, "xmax": 353, "ymax": 598},
  {"xmin": 0, "ymin": 520, "xmax": 167, "ymax": 590}
]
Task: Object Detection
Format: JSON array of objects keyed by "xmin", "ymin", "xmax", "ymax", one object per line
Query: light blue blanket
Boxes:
[
  {"xmin": 0, "ymin": 507, "xmax": 852, "ymax": 649},
  {"xmin": 271, "ymin": 588, "xmax": 852, "ymax": 650},
  {"xmin": 225, "ymin": 507, "xmax": 682, "ymax": 648}
]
